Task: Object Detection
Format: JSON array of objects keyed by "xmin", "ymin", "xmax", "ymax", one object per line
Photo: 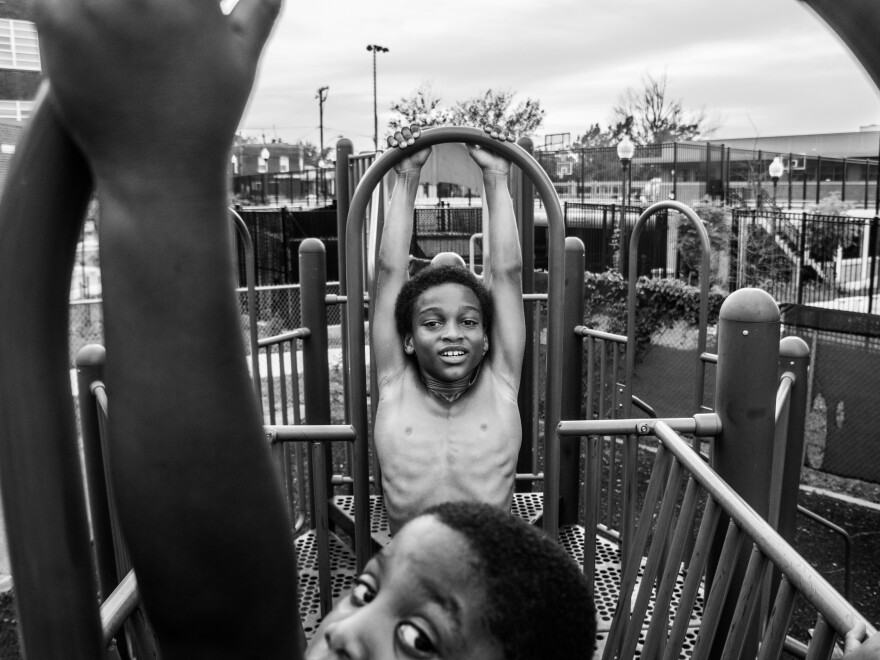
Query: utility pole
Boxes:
[
  {"xmin": 366, "ymin": 44, "xmax": 389, "ymax": 152},
  {"xmin": 316, "ymin": 86, "xmax": 329, "ymax": 156}
]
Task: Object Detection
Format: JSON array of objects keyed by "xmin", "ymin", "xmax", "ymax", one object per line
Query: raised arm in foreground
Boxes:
[{"xmin": 32, "ymin": 1, "xmax": 301, "ymax": 657}]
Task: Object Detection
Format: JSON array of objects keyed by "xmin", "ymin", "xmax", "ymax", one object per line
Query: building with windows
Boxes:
[{"xmin": 0, "ymin": 0, "xmax": 42, "ymax": 196}]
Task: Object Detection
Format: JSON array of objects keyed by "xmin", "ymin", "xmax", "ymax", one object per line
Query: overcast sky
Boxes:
[{"xmin": 237, "ymin": 0, "xmax": 880, "ymax": 153}]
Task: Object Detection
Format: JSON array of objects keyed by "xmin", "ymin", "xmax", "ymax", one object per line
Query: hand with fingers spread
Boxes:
[
  {"xmin": 388, "ymin": 124, "xmax": 432, "ymax": 175},
  {"xmin": 32, "ymin": 0, "xmax": 281, "ymax": 187}
]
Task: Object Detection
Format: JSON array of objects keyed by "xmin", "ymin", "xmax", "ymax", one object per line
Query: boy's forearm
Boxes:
[
  {"xmin": 376, "ymin": 171, "xmax": 421, "ymax": 274},
  {"xmin": 483, "ymin": 173, "xmax": 522, "ymax": 275},
  {"xmin": 98, "ymin": 183, "xmax": 299, "ymax": 654}
]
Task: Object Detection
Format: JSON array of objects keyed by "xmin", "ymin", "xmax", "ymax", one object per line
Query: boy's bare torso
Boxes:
[{"xmin": 374, "ymin": 361, "xmax": 522, "ymax": 534}]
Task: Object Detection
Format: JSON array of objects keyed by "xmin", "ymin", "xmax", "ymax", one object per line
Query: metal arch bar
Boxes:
[
  {"xmin": 0, "ymin": 84, "xmax": 105, "ymax": 656},
  {"xmin": 343, "ymin": 126, "xmax": 567, "ymax": 548},
  {"xmin": 626, "ymin": 201, "xmax": 711, "ymax": 416},
  {"xmin": 229, "ymin": 207, "xmax": 262, "ymax": 409}
]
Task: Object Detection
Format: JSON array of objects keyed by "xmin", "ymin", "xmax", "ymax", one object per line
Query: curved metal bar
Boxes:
[
  {"xmin": 229, "ymin": 207, "xmax": 262, "ymax": 409},
  {"xmin": 626, "ymin": 200, "xmax": 711, "ymax": 416},
  {"xmin": 0, "ymin": 83, "xmax": 105, "ymax": 656},
  {"xmin": 343, "ymin": 126, "xmax": 567, "ymax": 546}
]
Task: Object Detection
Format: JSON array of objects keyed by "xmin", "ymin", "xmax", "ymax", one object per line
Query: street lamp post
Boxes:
[
  {"xmin": 769, "ymin": 156, "xmax": 784, "ymax": 211},
  {"xmin": 366, "ymin": 44, "xmax": 389, "ymax": 152},
  {"xmin": 616, "ymin": 136, "xmax": 635, "ymax": 276},
  {"xmin": 316, "ymin": 86, "xmax": 329, "ymax": 155},
  {"xmin": 260, "ymin": 147, "xmax": 270, "ymax": 205}
]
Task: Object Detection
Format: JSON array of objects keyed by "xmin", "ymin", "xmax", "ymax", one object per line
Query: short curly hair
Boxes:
[
  {"xmin": 423, "ymin": 501, "xmax": 596, "ymax": 660},
  {"xmin": 393, "ymin": 264, "xmax": 493, "ymax": 339}
]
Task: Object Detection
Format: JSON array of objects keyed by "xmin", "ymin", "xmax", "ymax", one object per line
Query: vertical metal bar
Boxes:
[
  {"xmin": 559, "ymin": 237, "xmax": 585, "ymax": 524},
  {"xmin": 842, "ymin": 157, "xmax": 848, "ymax": 203},
  {"xmin": 75, "ymin": 346, "xmax": 117, "ymax": 602},
  {"xmin": 798, "ymin": 212, "xmax": 807, "ymax": 305},
  {"xmin": 788, "ymin": 152, "xmax": 794, "ymax": 209},
  {"xmin": 230, "ymin": 209, "xmax": 262, "ymax": 409},
  {"xmin": 720, "ymin": 547, "xmax": 770, "ymax": 660},
  {"xmin": 663, "ymin": 495, "xmax": 722, "ymax": 660},
  {"xmin": 816, "ymin": 155, "xmax": 823, "ymax": 204},
  {"xmin": 265, "ymin": 344, "xmax": 276, "ymax": 423},
  {"xmin": 776, "ymin": 338, "xmax": 810, "ymax": 545},
  {"xmin": 692, "ymin": 522, "xmax": 745, "ymax": 659},
  {"xmin": 756, "ymin": 577, "xmax": 798, "ymax": 660},
  {"xmin": 869, "ymin": 216, "xmax": 878, "ymax": 315},
  {"xmin": 335, "ymin": 140, "xmax": 353, "ymax": 423},
  {"xmin": 516, "ymin": 137, "xmax": 536, "ymax": 492},
  {"xmin": 672, "ymin": 142, "xmax": 678, "ymax": 201},
  {"xmin": 582, "ymin": 434, "xmax": 601, "ymax": 591},
  {"xmin": 805, "ymin": 614, "xmax": 837, "ymax": 660},
  {"xmin": 803, "ymin": 155, "xmax": 808, "ymax": 204},
  {"xmin": 299, "ymin": 239, "xmax": 333, "ymax": 614}
]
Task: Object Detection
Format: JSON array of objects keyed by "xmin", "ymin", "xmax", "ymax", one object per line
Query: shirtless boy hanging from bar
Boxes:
[{"xmin": 371, "ymin": 124, "xmax": 526, "ymax": 535}]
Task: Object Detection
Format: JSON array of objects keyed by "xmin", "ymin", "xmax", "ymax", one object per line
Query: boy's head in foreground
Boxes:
[
  {"xmin": 307, "ymin": 501, "xmax": 596, "ymax": 660},
  {"xmin": 394, "ymin": 264, "xmax": 494, "ymax": 383}
]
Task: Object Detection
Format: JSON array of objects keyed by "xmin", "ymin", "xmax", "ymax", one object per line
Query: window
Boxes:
[
  {"xmin": 0, "ymin": 20, "xmax": 41, "ymax": 71},
  {"xmin": 279, "ymin": 156, "xmax": 289, "ymax": 173},
  {"xmin": 0, "ymin": 100, "xmax": 33, "ymax": 121}
]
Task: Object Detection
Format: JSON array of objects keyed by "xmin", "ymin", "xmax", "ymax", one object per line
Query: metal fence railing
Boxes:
[{"xmin": 534, "ymin": 141, "xmax": 879, "ymax": 211}]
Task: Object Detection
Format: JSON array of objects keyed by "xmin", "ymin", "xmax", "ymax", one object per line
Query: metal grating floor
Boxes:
[{"xmin": 301, "ymin": 498, "xmax": 703, "ymax": 656}]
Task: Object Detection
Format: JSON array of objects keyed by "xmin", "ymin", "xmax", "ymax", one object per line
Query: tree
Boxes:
[
  {"xmin": 449, "ymin": 89, "xmax": 544, "ymax": 136},
  {"xmin": 388, "ymin": 82, "xmax": 452, "ymax": 133},
  {"xmin": 296, "ymin": 140, "xmax": 331, "ymax": 168},
  {"xmin": 387, "ymin": 83, "xmax": 544, "ymax": 137},
  {"xmin": 610, "ymin": 72, "xmax": 718, "ymax": 145}
]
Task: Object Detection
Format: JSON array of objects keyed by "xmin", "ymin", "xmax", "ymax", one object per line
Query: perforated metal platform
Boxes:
[
  {"xmin": 331, "ymin": 492, "xmax": 544, "ymax": 548},
  {"xmin": 559, "ymin": 525, "xmax": 704, "ymax": 658},
  {"xmin": 301, "ymin": 501, "xmax": 704, "ymax": 655},
  {"xmin": 294, "ymin": 530, "xmax": 357, "ymax": 639}
]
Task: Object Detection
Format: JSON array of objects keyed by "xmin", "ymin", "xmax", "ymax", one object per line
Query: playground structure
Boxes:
[
  {"xmin": 3, "ymin": 0, "xmax": 880, "ymax": 651},
  {"xmin": 0, "ymin": 100, "xmax": 876, "ymax": 657}
]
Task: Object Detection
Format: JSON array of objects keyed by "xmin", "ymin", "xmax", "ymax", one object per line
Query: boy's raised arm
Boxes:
[
  {"xmin": 33, "ymin": 1, "xmax": 301, "ymax": 657},
  {"xmin": 468, "ymin": 127, "xmax": 526, "ymax": 383},
  {"xmin": 371, "ymin": 126, "xmax": 431, "ymax": 380}
]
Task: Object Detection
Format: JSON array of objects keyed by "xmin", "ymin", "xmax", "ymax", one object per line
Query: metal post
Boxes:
[
  {"xmin": 842, "ymin": 157, "xmax": 848, "ymax": 204},
  {"xmin": 317, "ymin": 86, "xmax": 328, "ymax": 156},
  {"xmin": 797, "ymin": 212, "xmax": 807, "ymax": 305},
  {"xmin": 559, "ymin": 237, "xmax": 585, "ymax": 524},
  {"xmin": 816, "ymin": 155, "xmax": 823, "ymax": 204},
  {"xmin": 335, "ymin": 139, "xmax": 353, "ymax": 420},
  {"xmin": 869, "ymin": 216, "xmax": 879, "ymax": 315},
  {"xmin": 75, "ymin": 345, "xmax": 116, "ymax": 602},
  {"xmin": 515, "ymin": 137, "xmax": 536, "ymax": 488},
  {"xmin": 299, "ymin": 238, "xmax": 336, "ymax": 612},
  {"xmin": 788, "ymin": 152, "xmax": 794, "ymax": 210},
  {"xmin": 672, "ymin": 142, "xmax": 678, "ymax": 201},
  {"xmin": 803, "ymin": 155, "xmax": 808, "ymax": 205},
  {"xmin": 709, "ymin": 288, "xmax": 780, "ymax": 659}
]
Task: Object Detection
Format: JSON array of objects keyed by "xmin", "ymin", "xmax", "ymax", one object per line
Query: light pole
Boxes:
[
  {"xmin": 316, "ymin": 86, "xmax": 329, "ymax": 155},
  {"xmin": 260, "ymin": 147, "xmax": 270, "ymax": 205},
  {"xmin": 769, "ymin": 156, "xmax": 784, "ymax": 209},
  {"xmin": 366, "ymin": 44, "xmax": 389, "ymax": 152},
  {"xmin": 616, "ymin": 136, "xmax": 635, "ymax": 275}
]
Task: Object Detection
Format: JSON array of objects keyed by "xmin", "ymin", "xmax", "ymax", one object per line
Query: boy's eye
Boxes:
[
  {"xmin": 396, "ymin": 621, "xmax": 437, "ymax": 658},
  {"xmin": 422, "ymin": 320, "xmax": 441, "ymax": 328},
  {"xmin": 350, "ymin": 577, "xmax": 377, "ymax": 606},
  {"xmin": 462, "ymin": 319, "xmax": 478, "ymax": 328}
]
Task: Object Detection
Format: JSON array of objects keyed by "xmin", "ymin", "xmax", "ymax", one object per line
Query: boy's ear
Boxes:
[
  {"xmin": 482, "ymin": 334, "xmax": 489, "ymax": 356},
  {"xmin": 404, "ymin": 333, "xmax": 415, "ymax": 355}
]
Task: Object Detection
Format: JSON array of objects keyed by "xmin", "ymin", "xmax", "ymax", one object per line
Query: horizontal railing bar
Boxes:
[
  {"xmin": 257, "ymin": 328, "xmax": 310, "ymax": 347},
  {"xmin": 701, "ymin": 351, "xmax": 718, "ymax": 364},
  {"xmin": 573, "ymin": 324, "xmax": 627, "ymax": 344},
  {"xmin": 557, "ymin": 413, "xmax": 722, "ymax": 438},
  {"xmin": 515, "ymin": 472, "xmax": 544, "ymax": 481},
  {"xmin": 264, "ymin": 424, "xmax": 357, "ymax": 444}
]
